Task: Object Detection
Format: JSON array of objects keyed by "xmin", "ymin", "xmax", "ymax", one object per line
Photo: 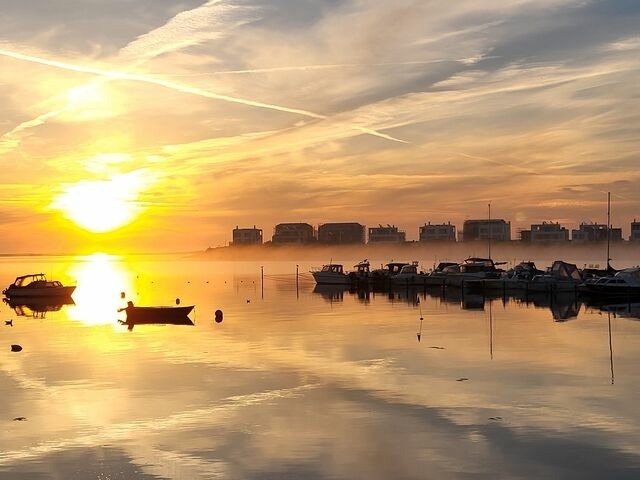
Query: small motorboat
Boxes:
[
  {"xmin": 582, "ymin": 267, "xmax": 640, "ymax": 297},
  {"xmin": 311, "ymin": 264, "xmax": 351, "ymax": 285},
  {"xmin": 3, "ymin": 273, "xmax": 76, "ymax": 298}
]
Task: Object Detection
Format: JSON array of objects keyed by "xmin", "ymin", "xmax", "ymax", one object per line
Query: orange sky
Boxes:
[{"xmin": 1, "ymin": 0, "xmax": 639, "ymax": 253}]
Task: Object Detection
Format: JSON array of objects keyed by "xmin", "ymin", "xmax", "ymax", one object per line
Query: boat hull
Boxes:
[
  {"xmin": 312, "ymin": 272, "xmax": 352, "ymax": 285},
  {"xmin": 125, "ymin": 305, "xmax": 194, "ymax": 323},
  {"xmin": 583, "ymin": 285, "xmax": 640, "ymax": 298},
  {"xmin": 3, "ymin": 286, "xmax": 76, "ymax": 298}
]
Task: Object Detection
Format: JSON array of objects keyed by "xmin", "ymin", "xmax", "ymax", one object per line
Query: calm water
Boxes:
[{"xmin": 1, "ymin": 254, "xmax": 640, "ymax": 479}]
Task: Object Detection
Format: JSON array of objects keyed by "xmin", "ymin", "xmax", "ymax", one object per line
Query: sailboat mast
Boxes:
[
  {"xmin": 488, "ymin": 202, "xmax": 491, "ymax": 258},
  {"xmin": 606, "ymin": 192, "xmax": 611, "ymax": 271}
]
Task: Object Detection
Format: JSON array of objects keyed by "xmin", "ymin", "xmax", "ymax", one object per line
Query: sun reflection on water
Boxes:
[{"xmin": 67, "ymin": 253, "xmax": 135, "ymax": 326}]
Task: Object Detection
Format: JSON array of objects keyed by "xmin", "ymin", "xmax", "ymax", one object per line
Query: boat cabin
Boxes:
[
  {"xmin": 460, "ymin": 257, "xmax": 497, "ymax": 274},
  {"xmin": 399, "ymin": 264, "xmax": 419, "ymax": 275},
  {"xmin": 320, "ymin": 264, "xmax": 344, "ymax": 274},
  {"xmin": 353, "ymin": 260, "xmax": 371, "ymax": 275},
  {"xmin": 11, "ymin": 274, "xmax": 49, "ymax": 288},
  {"xmin": 386, "ymin": 262, "xmax": 409, "ymax": 274}
]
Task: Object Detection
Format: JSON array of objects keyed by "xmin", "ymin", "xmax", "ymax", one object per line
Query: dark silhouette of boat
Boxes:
[
  {"xmin": 119, "ymin": 303, "xmax": 195, "ymax": 330},
  {"xmin": 3, "ymin": 273, "xmax": 75, "ymax": 298}
]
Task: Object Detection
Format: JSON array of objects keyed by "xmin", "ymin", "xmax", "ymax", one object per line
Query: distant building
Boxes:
[
  {"xmin": 231, "ymin": 225, "xmax": 263, "ymax": 245},
  {"xmin": 318, "ymin": 222, "xmax": 365, "ymax": 244},
  {"xmin": 368, "ymin": 225, "xmax": 406, "ymax": 244},
  {"xmin": 571, "ymin": 223, "xmax": 622, "ymax": 242},
  {"xmin": 462, "ymin": 219, "xmax": 511, "ymax": 242},
  {"xmin": 419, "ymin": 222, "xmax": 456, "ymax": 242},
  {"xmin": 520, "ymin": 222, "xmax": 569, "ymax": 243},
  {"xmin": 631, "ymin": 220, "xmax": 640, "ymax": 242},
  {"xmin": 272, "ymin": 223, "xmax": 315, "ymax": 244}
]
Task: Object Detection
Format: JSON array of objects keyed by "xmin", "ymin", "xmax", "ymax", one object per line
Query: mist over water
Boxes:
[
  {"xmin": 1, "ymin": 254, "xmax": 640, "ymax": 479},
  {"xmin": 203, "ymin": 242, "xmax": 640, "ymax": 271}
]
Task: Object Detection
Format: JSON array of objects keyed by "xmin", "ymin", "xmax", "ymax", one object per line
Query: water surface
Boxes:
[{"xmin": 1, "ymin": 255, "xmax": 639, "ymax": 479}]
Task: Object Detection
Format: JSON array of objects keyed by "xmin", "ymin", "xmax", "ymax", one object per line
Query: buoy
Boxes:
[
  {"xmin": 176, "ymin": 298, "xmax": 181, "ymax": 305},
  {"xmin": 246, "ymin": 299, "xmax": 250, "ymax": 303},
  {"xmin": 214, "ymin": 309, "xmax": 223, "ymax": 323},
  {"xmin": 11, "ymin": 344, "xmax": 22, "ymax": 352},
  {"xmin": 5, "ymin": 319, "xmax": 12, "ymax": 326},
  {"xmin": 120, "ymin": 291, "xmax": 126, "ymax": 299}
]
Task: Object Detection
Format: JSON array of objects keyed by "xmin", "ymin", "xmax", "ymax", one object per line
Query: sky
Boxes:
[{"xmin": 0, "ymin": 0, "xmax": 639, "ymax": 252}]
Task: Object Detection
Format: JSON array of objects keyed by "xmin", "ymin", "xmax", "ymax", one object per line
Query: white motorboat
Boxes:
[{"xmin": 311, "ymin": 264, "xmax": 351, "ymax": 285}]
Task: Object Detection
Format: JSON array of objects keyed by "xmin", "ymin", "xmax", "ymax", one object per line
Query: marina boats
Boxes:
[
  {"xmin": 581, "ymin": 267, "xmax": 640, "ymax": 297},
  {"xmin": 443, "ymin": 257, "xmax": 504, "ymax": 287},
  {"xmin": 390, "ymin": 261, "xmax": 427, "ymax": 286},
  {"xmin": 464, "ymin": 261, "xmax": 544, "ymax": 292},
  {"xmin": 311, "ymin": 261, "xmax": 370, "ymax": 285},
  {"xmin": 2, "ymin": 273, "xmax": 76, "ymax": 298},
  {"xmin": 526, "ymin": 260, "xmax": 582, "ymax": 293},
  {"xmin": 423, "ymin": 262, "xmax": 459, "ymax": 286},
  {"xmin": 371, "ymin": 262, "xmax": 409, "ymax": 282}
]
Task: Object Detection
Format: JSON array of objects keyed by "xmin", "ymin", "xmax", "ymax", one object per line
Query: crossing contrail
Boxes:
[{"xmin": 0, "ymin": 49, "xmax": 408, "ymax": 144}]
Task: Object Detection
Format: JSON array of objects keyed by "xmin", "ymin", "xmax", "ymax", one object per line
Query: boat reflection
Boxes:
[
  {"xmin": 312, "ymin": 285, "xmax": 349, "ymax": 303},
  {"xmin": 118, "ymin": 315, "xmax": 195, "ymax": 331},
  {"xmin": 509, "ymin": 292, "xmax": 581, "ymax": 321},
  {"xmin": 596, "ymin": 302, "xmax": 640, "ymax": 320},
  {"xmin": 3, "ymin": 296, "xmax": 75, "ymax": 318}
]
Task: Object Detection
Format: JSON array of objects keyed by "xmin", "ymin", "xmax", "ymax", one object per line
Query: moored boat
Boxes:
[
  {"xmin": 311, "ymin": 260, "xmax": 370, "ymax": 285},
  {"xmin": 3, "ymin": 273, "xmax": 75, "ymax": 298},
  {"xmin": 581, "ymin": 267, "xmax": 640, "ymax": 297},
  {"xmin": 371, "ymin": 262, "xmax": 409, "ymax": 282},
  {"xmin": 390, "ymin": 261, "xmax": 427, "ymax": 286},
  {"xmin": 311, "ymin": 263, "xmax": 351, "ymax": 285},
  {"xmin": 526, "ymin": 260, "xmax": 582, "ymax": 293},
  {"xmin": 121, "ymin": 304, "xmax": 195, "ymax": 323},
  {"xmin": 444, "ymin": 257, "xmax": 503, "ymax": 287}
]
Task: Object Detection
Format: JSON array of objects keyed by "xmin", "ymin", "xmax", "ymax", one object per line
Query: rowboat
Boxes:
[{"xmin": 119, "ymin": 304, "xmax": 194, "ymax": 330}]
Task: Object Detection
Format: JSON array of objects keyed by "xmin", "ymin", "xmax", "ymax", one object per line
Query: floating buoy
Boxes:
[
  {"xmin": 120, "ymin": 291, "xmax": 126, "ymax": 299},
  {"xmin": 246, "ymin": 299, "xmax": 250, "ymax": 303},
  {"xmin": 214, "ymin": 309, "xmax": 223, "ymax": 323},
  {"xmin": 11, "ymin": 344, "xmax": 22, "ymax": 352},
  {"xmin": 176, "ymin": 298, "xmax": 181, "ymax": 305},
  {"xmin": 5, "ymin": 319, "xmax": 12, "ymax": 326}
]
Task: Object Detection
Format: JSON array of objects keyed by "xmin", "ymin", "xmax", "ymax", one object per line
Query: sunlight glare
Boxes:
[
  {"xmin": 52, "ymin": 171, "xmax": 147, "ymax": 233},
  {"xmin": 67, "ymin": 254, "xmax": 134, "ymax": 326},
  {"xmin": 64, "ymin": 81, "xmax": 116, "ymax": 121}
]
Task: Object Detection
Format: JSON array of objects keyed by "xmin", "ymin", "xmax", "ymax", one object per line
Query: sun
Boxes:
[{"xmin": 52, "ymin": 173, "xmax": 146, "ymax": 233}]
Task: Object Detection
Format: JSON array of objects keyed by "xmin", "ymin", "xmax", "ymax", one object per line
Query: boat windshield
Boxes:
[
  {"xmin": 14, "ymin": 274, "xmax": 46, "ymax": 287},
  {"xmin": 321, "ymin": 265, "xmax": 343, "ymax": 274},
  {"xmin": 399, "ymin": 265, "xmax": 417, "ymax": 274}
]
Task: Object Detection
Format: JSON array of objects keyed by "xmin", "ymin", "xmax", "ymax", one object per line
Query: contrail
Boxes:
[
  {"xmin": 197, "ymin": 58, "xmax": 481, "ymax": 75},
  {"xmin": 0, "ymin": 49, "xmax": 408, "ymax": 144},
  {"xmin": 0, "ymin": 106, "xmax": 68, "ymax": 154}
]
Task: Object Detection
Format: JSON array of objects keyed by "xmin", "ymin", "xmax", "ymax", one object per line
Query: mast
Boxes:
[
  {"xmin": 606, "ymin": 192, "xmax": 611, "ymax": 271},
  {"xmin": 488, "ymin": 202, "xmax": 491, "ymax": 258}
]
